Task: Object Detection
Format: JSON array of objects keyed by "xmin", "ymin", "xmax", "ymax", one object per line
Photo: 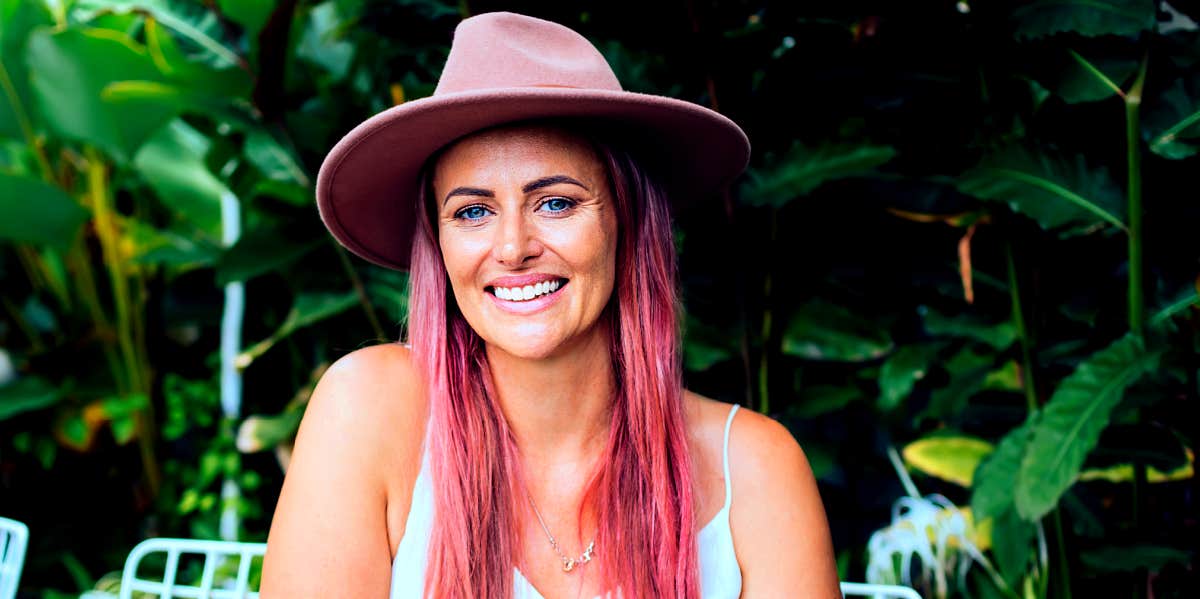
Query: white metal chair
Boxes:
[
  {"xmin": 0, "ymin": 517, "xmax": 29, "ymax": 599},
  {"xmin": 99, "ymin": 538, "xmax": 266, "ymax": 599},
  {"xmin": 841, "ymin": 581, "xmax": 922, "ymax": 598}
]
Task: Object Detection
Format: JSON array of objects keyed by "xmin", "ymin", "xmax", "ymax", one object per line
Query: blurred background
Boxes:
[{"xmin": 1, "ymin": 0, "xmax": 1198, "ymax": 597}]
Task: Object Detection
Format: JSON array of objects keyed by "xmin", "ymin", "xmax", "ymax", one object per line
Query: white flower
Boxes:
[{"xmin": 865, "ymin": 494, "xmax": 990, "ymax": 599}]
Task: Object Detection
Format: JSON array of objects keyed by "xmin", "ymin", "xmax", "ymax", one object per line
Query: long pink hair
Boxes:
[{"xmin": 407, "ymin": 125, "xmax": 700, "ymax": 598}]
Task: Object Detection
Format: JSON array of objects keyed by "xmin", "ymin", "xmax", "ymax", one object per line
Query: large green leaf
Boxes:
[
  {"xmin": 903, "ymin": 434, "xmax": 994, "ymax": 487},
  {"xmin": 214, "ymin": 228, "xmax": 321, "ymax": 284},
  {"xmin": 972, "ymin": 416, "xmax": 1036, "ymax": 523},
  {"xmin": 217, "ymin": 0, "xmax": 276, "ymax": 41},
  {"xmin": 125, "ymin": 218, "xmax": 220, "ymax": 266},
  {"xmin": 922, "ymin": 306, "xmax": 1017, "ymax": 350},
  {"xmin": 1144, "ymin": 74, "xmax": 1200, "ymax": 160},
  {"xmin": 877, "ymin": 343, "xmax": 940, "ymax": 411},
  {"xmin": 237, "ymin": 291, "xmax": 359, "ymax": 368},
  {"xmin": 922, "ymin": 347, "xmax": 995, "ymax": 420},
  {"xmin": 781, "ymin": 300, "xmax": 893, "ymax": 362},
  {"xmin": 790, "ymin": 385, "xmax": 861, "ymax": 418},
  {"xmin": 741, "ymin": 142, "xmax": 896, "ymax": 208},
  {"xmin": 0, "ymin": 376, "xmax": 64, "ymax": 420},
  {"xmin": 73, "ymin": 0, "xmax": 243, "ymax": 69},
  {"xmin": 956, "ymin": 145, "xmax": 1125, "ymax": 237},
  {"xmin": 0, "ymin": 173, "xmax": 88, "ymax": 249},
  {"xmin": 26, "ymin": 27, "xmax": 177, "ymax": 162},
  {"xmin": 683, "ymin": 314, "xmax": 737, "ymax": 372},
  {"xmin": 0, "ymin": 0, "xmax": 53, "ymax": 139},
  {"xmin": 1014, "ymin": 333, "xmax": 1161, "ymax": 521},
  {"xmin": 133, "ymin": 119, "xmax": 229, "ymax": 237},
  {"xmin": 1039, "ymin": 51, "xmax": 1138, "ymax": 104},
  {"xmin": 990, "ymin": 507, "xmax": 1037, "ymax": 587},
  {"xmin": 245, "ymin": 129, "xmax": 311, "ymax": 185},
  {"xmin": 297, "ymin": 1, "xmax": 355, "ymax": 80},
  {"xmin": 1011, "ymin": 0, "xmax": 1155, "ymax": 40}
]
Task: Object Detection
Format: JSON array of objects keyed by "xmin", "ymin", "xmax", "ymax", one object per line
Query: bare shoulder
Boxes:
[
  {"xmin": 692, "ymin": 393, "xmax": 841, "ymax": 598},
  {"xmin": 262, "ymin": 343, "xmax": 426, "ymax": 597},
  {"xmin": 300, "ymin": 342, "xmax": 426, "ymax": 473}
]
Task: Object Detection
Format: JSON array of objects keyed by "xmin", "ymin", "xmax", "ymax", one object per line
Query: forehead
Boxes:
[{"xmin": 432, "ymin": 123, "xmax": 604, "ymax": 187}]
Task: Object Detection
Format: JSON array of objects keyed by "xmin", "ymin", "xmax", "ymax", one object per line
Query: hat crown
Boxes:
[{"xmin": 435, "ymin": 12, "xmax": 622, "ymax": 95}]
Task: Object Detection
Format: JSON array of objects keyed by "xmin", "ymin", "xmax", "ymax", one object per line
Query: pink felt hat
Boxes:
[{"xmin": 316, "ymin": 11, "xmax": 750, "ymax": 270}]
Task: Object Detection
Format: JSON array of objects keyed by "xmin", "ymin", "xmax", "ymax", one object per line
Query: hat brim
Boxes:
[{"xmin": 316, "ymin": 87, "xmax": 750, "ymax": 270}]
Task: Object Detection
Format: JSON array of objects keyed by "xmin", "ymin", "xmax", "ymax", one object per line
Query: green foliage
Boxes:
[
  {"xmin": 741, "ymin": 142, "xmax": 896, "ymax": 207},
  {"xmin": 0, "ymin": 174, "xmax": 88, "ymax": 249},
  {"xmin": 2, "ymin": 1, "xmax": 1198, "ymax": 597},
  {"xmin": 956, "ymin": 145, "xmax": 1125, "ymax": 236},
  {"xmin": 781, "ymin": 300, "xmax": 893, "ymax": 362},
  {"xmin": 1011, "ymin": 0, "xmax": 1156, "ymax": 40},
  {"xmin": 1014, "ymin": 333, "xmax": 1161, "ymax": 520},
  {"xmin": 26, "ymin": 27, "xmax": 177, "ymax": 163}
]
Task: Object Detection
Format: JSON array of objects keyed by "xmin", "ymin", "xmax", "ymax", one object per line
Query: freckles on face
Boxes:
[{"xmin": 431, "ymin": 124, "xmax": 619, "ymax": 359}]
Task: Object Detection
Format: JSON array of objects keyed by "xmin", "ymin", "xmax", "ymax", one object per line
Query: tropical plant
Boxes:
[{"xmin": 1, "ymin": 1, "xmax": 1198, "ymax": 597}]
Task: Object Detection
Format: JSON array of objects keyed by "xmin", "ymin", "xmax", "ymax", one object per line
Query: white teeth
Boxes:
[{"xmin": 491, "ymin": 280, "xmax": 564, "ymax": 302}]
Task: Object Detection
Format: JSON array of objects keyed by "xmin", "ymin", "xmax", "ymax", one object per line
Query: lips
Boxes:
[{"xmin": 486, "ymin": 275, "xmax": 569, "ymax": 301}]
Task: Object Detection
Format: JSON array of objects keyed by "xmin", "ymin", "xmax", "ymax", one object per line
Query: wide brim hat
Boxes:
[{"xmin": 317, "ymin": 11, "xmax": 750, "ymax": 270}]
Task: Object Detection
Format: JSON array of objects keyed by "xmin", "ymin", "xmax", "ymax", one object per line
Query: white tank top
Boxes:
[{"xmin": 389, "ymin": 404, "xmax": 743, "ymax": 598}]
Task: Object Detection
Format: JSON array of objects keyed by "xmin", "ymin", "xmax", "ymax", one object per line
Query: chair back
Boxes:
[
  {"xmin": 841, "ymin": 581, "xmax": 923, "ymax": 599},
  {"xmin": 118, "ymin": 538, "xmax": 266, "ymax": 599},
  {"xmin": 0, "ymin": 517, "xmax": 29, "ymax": 599}
]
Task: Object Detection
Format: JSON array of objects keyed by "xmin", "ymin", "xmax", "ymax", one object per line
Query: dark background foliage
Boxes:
[{"xmin": 1, "ymin": 1, "xmax": 1198, "ymax": 597}]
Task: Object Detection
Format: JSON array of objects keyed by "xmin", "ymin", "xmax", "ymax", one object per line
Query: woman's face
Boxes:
[{"xmin": 433, "ymin": 124, "xmax": 619, "ymax": 360}]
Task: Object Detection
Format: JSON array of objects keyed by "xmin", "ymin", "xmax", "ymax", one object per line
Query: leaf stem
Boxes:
[
  {"xmin": 1051, "ymin": 508, "xmax": 1072, "ymax": 599},
  {"xmin": 1068, "ymin": 50, "xmax": 1125, "ymax": 98},
  {"xmin": 334, "ymin": 243, "xmax": 387, "ymax": 342},
  {"xmin": 1006, "ymin": 242, "xmax": 1038, "ymax": 413},
  {"xmin": 1125, "ymin": 60, "xmax": 1148, "ymax": 593},
  {"xmin": 1126, "ymin": 57, "xmax": 1147, "ymax": 336}
]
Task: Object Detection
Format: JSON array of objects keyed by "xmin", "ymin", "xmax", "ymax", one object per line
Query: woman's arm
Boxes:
[
  {"xmin": 729, "ymin": 409, "xmax": 842, "ymax": 598},
  {"xmin": 261, "ymin": 344, "xmax": 423, "ymax": 598}
]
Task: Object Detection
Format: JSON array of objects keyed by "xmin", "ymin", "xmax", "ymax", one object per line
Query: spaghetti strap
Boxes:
[{"xmin": 721, "ymin": 404, "xmax": 739, "ymax": 511}]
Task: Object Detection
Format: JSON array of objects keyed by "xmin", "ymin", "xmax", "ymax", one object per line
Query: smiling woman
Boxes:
[{"xmin": 261, "ymin": 11, "xmax": 839, "ymax": 599}]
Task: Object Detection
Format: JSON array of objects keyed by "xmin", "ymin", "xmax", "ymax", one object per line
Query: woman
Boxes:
[{"xmin": 263, "ymin": 12, "xmax": 839, "ymax": 599}]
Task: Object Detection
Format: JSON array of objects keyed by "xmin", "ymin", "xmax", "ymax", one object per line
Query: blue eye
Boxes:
[
  {"xmin": 455, "ymin": 205, "xmax": 491, "ymax": 221},
  {"xmin": 540, "ymin": 197, "xmax": 573, "ymax": 213}
]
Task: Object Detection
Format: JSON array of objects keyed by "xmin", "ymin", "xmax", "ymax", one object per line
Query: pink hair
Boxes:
[{"xmin": 407, "ymin": 127, "xmax": 700, "ymax": 598}]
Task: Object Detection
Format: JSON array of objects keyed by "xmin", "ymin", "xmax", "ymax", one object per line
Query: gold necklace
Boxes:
[{"xmin": 525, "ymin": 491, "xmax": 596, "ymax": 572}]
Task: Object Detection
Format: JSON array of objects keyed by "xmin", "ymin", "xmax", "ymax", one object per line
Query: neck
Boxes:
[{"xmin": 485, "ymin": 321, "xmax": 615, "ymax": 468}]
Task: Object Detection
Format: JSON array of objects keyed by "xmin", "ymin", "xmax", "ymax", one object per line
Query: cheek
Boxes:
[{"xmin": 438, "ymin": 229, "xmax": 489, "ymax": 296}]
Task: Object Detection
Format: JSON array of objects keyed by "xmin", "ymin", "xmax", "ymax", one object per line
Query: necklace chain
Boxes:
[{"xmin": 525, "ymin": 491, "xmax": 595, "ymax": 573}]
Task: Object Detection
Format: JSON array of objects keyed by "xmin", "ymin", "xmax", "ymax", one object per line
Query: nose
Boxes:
[{"xmin": 491, "ymin": 208, "xmax": 543, "ymax": 266}]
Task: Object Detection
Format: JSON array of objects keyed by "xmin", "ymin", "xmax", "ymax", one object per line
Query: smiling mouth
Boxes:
[{"xmin": 487, "ymin": 278, "xmax": 568, "ymax": 302}]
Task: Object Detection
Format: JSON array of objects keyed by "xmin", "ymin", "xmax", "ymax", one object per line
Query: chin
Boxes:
[{"xmin": 487, "ymin": 338, "xmax": 564, "ymax": 361}]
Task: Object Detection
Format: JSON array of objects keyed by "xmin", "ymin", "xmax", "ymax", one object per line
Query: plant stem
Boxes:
[
  {"xmin": 758, "ymin": 209, "xmax": 778, "ymax": 415},
  {"xmin": 86, "ymin": 148, "xmax": 160, "ymax": 496},
  {"xmin": 1126, "ymin": 58, "xmax": 1147, "ymax": 336},
  {"xmin": 1125, "ymin": 60, "xmax": 1148, "ymax": 599},
  {"xmin": 1052, "ymin": 508, "xmax": 1072, "ymax": 599},
  {"xmin": 1006, "ymin": 242, "xmax": 1038, "ymax": 413},
  {"xmin": 334, "ymin": 243, "xmax": 387, "ymax": 342}
]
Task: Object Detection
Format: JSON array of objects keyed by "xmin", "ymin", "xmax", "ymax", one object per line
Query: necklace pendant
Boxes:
[{"xmin": 562, "ymin": 557, "xmax": 576, "ymax": 572}]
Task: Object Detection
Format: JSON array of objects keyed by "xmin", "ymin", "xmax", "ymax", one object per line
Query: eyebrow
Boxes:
[{"xmin": 442, "ymin": 175, "xmax": 590, "ymax": 206}]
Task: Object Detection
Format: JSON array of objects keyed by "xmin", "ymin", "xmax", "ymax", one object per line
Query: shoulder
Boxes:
[
  {"xmin": 708, "ymin": 398, "xmax": 840, "ymax": 597},
  {"xmin": 262, "ymin": 343, "xmax": 426, "ymax": 596},
  {"xmin": 303, "ymin": 342, "xmax": 427, "ymax": 482},
  {"xmin": 683, "ymin": 390, "xmax": 799, "ymax": 471},
  {"xmin": 300, "ymin": 343, "xmax": 424, "ymax": 449}
]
